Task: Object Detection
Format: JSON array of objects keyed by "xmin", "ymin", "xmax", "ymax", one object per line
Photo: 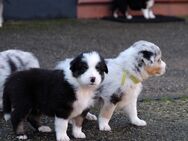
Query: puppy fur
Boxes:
[
  {"xmin": 112, "ymin": 0, "xmax": 155, "ymax": 19},
  {"xmin": 3, "ymin": 51, "xmax": 108, "ymax": 141},
  {"xmin": 88, "ymin": 41, "xmax": 166, "ymax": 131},
  {"xmin": 0, "ymin": 0, "xmax": 3, "ymax": 27},
  {"xmin": 0, "ymin": 49, "xmax": 40, "ymax": 111}
]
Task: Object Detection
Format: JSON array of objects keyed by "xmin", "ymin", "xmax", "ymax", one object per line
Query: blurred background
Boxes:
[{"xmin": 2, "ymin": 0, "xmax": 188, "ymax": 20}]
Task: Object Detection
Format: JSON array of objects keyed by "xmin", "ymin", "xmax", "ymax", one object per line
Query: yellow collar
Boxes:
[{"xmin": 121, "ymin": 70, "xmax": 141, "ymax": 86}]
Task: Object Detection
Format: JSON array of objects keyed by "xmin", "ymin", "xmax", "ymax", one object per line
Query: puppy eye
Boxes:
[
  {"xmin": 81, "ymin": 64, "xmax": 88, "ymax": 70},
  {"xmin": 96, "ymin": 64, "xmax": 100, "ymax": 69}
]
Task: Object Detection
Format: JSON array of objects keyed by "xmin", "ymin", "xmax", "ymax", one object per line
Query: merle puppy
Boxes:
[
  {"xmin": 112, "ymin": 0, "xmax": 155, "ymax": 19},
  {"xmin": 0, "ymin": 49, "xmax": 40, "ymax": 111},
  {"xmin": 87, "ymin": 41, "xmax": 166, "ymax": 131},
  {"xmin": 3, "ymin": 51, "xmax": 108, "ymax": 141}
]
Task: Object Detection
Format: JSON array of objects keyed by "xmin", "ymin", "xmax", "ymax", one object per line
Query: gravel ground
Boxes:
[
  {"xmin": 0, "ymin": 98, "xmax": 188, "ymax": 141},
  {"xmin": 0, "ymin": 19, "xmax": 188, "ymax": 99},
  {"xmin": 0, "ymin": 19, "xmax": 188, "ymax": 140}
]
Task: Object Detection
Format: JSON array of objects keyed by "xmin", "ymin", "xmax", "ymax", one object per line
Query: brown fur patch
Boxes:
[
  {"xmin": 145, "ymin": 66, "xmax": 161, "ymax": 75},
  {"xmin": 16, "ymin": 121, "xmax": 25, "ymax": 134},
  {"xmin": 100, "ymin": 104, "xmax": 116, "ymax": 119},
  {"xmin": 74, "ymin": 116, "xmax": 84, "ymax": 127}
]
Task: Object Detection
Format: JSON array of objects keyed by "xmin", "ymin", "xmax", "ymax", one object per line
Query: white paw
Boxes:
[
  {"xmin": 0, "ymin": 23, "xmax": 2, "ymax": 28},
  {"xmin": 131, "ymin": 119, "xmax": 147, "ymax": 126},
  {"xmin": 38, "ymin": 126, "xmax": 52, "ymax": 132},
  {"xmin": 150, "ymin": 14, "xmax": 156, "ymax": 19},
  {"xmin": 113, "ymin": 12, "xmax": 118, "ymax": 18},
  {"xmin": 73, "ymin": 131, "xmax": 86, "ymax": 139},
  {"xmin": 4, "ymin": 114, "xmax": 11, "ymax": 121},
  {"xmin": 126, "ymin": 15, "xmax": 132, "ymax": 20},
  {"xmin": 56, "ymin": 134, "xmax": 70, "ymax": 141},
  {"xmin": 16, "ymin": 135, "xmax": 28, "ymax": 140},
  {"xmin": 144, "ymin": 16, "xmax": 149, "ymax": 19},
  {"xmin": 86, "ymin": 113, "xmax": 97, "ymax": 121},
  {"xmin": 99, "ymin": 123, "xmax": 111, "ymax": 131}
]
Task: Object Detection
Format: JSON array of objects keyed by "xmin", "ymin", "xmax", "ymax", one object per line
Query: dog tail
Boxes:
[{"xmin": 3, "ymin": 88, "xmax": 11, "ymax": 121}]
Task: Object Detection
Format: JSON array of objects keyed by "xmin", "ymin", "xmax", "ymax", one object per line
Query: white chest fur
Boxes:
[{"xmin": 70, "ymin": 87, "xmax": 95, "ymax": 118}]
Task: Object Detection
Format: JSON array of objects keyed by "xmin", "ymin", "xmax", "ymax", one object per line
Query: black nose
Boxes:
[{"xmin": 90, "ymin": 77, "xmax": 96, "ymax": 83}]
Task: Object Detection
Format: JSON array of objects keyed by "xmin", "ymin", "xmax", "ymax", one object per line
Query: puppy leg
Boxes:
[
  {"xmin": 55, "ymin": 117, "xmax": 70, "ymax": 141},
  {"xmin": 0, "ymin": 97, "xmax": 2, "ymax": 111},
  {"xmin": 72, "ymin": 108, "xmax": 90, "ymax": 138},
  {"xmin": 98, "ymin": 102, "xmax": 116, "ymax": 131},
  {"xmin": 142, "ymin": 9, "xmax": 149, "ymax": 19},
  {"xmin": 113, "ymin": 10, "xmax": 119, "ymax": 18},
  {"xmin": 0, "ymin": 0, "xmax": 3, "ymax": 27},
  {"xmin": 123, "ymin": 94, "xmax": 146, "ymax": 126},
  {"xmin": 149, "ymin": 10, "xmax": 155, "ymax": 19},
  {"xmin": 72, "ymin": 115, "xmax": 86, "ymax": 139},
  {"xmin": 125, "ymin": 12, "xmax": 132, "ymax": 20},
  {"xmin": 16, "ymin": 121, "xmax": 28, "ymax": 140},
  {"xmin": 11, "ymin": 108, "xmax": 30, "ymax": 140},
  {"xmin": 27, "ymin": 109, "xmax": 52, "ymax": 133}
]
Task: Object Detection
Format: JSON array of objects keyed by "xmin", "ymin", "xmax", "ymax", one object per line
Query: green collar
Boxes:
[{"xmin": 121, "ymin": 70, "xmax": 141, "ymax": 86}]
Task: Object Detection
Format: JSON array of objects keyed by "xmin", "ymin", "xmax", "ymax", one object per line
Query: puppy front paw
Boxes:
[
  {"xmin": 57, "ymin": 134, "xmax": 70, "ymax": 141},
  {"xmin": 38, "ymin": 126, "xmax": 52, "ymax": 132},
  {"xmin": 113, "ymin": 12, "xmax": 118, "ymax": 18},
  {"xmin": 150, "ymin": 14, "xmax": 156, "ymax": 19},
  {"xmin": 131, "ymin": 119, "xmax": 147, "ymax": 126},
  {"xmin": 99, "ymin": 123, "xmax": 111, "ymax": 131},
  {"xmin": 86, "ymin": 113, "xmax": 97, "ymax": 121},
  {"xmin": 73, "ymin": 131, "xmax": 86, "ymax": 139},
  {"xmin": 16, "ymin": 135, "xmax": 28, "ymax": 140}
]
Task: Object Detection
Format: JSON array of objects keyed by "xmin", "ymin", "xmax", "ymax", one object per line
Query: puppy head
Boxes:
[
  {"xmin": 133, "ymin": 40, "xmax": 166, "ymax": 77},
  {"xmin": 70, "ymin": 51, "xmax": 108, "ymax": 87}
]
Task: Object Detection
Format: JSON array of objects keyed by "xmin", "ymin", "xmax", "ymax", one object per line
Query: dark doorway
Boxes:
[{"xmin": 4, "ymin": 0, "xmax": 77, "ymax": 20}]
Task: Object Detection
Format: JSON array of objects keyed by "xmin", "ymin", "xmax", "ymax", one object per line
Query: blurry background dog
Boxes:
[
  {"xmin": 88, "ymin": 41, "xmax": 166, "ymax": 131},
  {"xmin": 112, "ymin": 0, "xmax": 155, "ymax": 19},
  {"xmin": 0, "ymin": 50, "xmax": 40, "ymax": 111},
  {"xmin": 3, "ymin": 51, "xmax": 108, "ymax": 141}
]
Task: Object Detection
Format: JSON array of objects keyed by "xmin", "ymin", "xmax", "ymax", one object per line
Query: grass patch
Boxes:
[
  {"xmin": 140, "ymin": 96, "xmax": 188, "ymax": 103},
  {"xmin": 0, "ymin": 18, "xmax": 79, "ymax": 30}
]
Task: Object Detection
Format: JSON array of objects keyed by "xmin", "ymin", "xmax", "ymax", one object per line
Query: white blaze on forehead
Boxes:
[{"xmin": 82, "ymin": 52, "xmax": 100, "ymax": 67}]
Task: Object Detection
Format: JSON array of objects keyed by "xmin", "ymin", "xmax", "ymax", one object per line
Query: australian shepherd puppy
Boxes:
[
  {"xmin": 88, "ymin": 41, "xmax": 166, "ymax": 131},
  {"xmin": 3, "ymin": 51, "xmax": 108, "ymax": 141},
  {"xmin": 112, "ymin": 0, "xmax": 155, "ymax": 19},
  {"xmin": 0, "ymin": 49, "xmax": 40, "ymax": 111},
  {"xmin": 0, "ymin": 0, "xmax": 3, "ymax": 27}
]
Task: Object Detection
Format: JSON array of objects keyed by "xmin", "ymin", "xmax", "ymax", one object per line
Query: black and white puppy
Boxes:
[
  {"xmin": 0, "ymin": 49, "xmax": 40, "ymax": 111},
  {"xmin": 112, "ymin": 0, "xmax": 155, "ymax": 19},
  {"xmin": 0, "ymin": 0, "xmax": 3, "ymax": 27},
  {"xmin": 3, "ymin": 51, "xmax": 108, "ymax": 141},
  {"xmin": 88, "ymin": 41, "xmax": 166, "ymax": 131}
]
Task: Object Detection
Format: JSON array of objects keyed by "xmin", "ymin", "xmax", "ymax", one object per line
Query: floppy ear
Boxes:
[
  {"xmin": 70, "ymin": 53, "xmax": 83, "ymax": 77},
  {"xmin": 139, "ymin": 50, "xmax": 154, "ymax": 65},
  {"xmin": 70, "ymin": 58, "xmax": 77, "ymax": 72},
  {"xmin": 103, "ymin": 61, "xmax": 108, "ymax": 74},
  {"xmin": 99, "ymin": 55, "xmax": 108, "ymax": 74}
]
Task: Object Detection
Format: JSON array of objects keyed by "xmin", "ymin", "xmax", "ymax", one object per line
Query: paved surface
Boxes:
[
  {"xmin": 0, "ymin": 19, "xmax": 188, "ymax": 140},
  {"xmin": 0, "ymin": 98, "xmax": 188, "ymax": 141}
]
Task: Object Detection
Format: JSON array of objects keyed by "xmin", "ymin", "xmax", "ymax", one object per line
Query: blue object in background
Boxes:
[{"xmin": 3, "ymin": 0, "xmax": 77, "ymax": 20}]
